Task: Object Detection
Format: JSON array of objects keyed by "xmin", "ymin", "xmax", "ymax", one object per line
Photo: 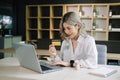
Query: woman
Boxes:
[{"xmin": 49, "ymin": 12, "xmax": 98, "ymax": 69}]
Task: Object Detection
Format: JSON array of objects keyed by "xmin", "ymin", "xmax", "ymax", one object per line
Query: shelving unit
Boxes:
[
  {"xmin": 92, "ymin": 4, "xmax": 109, "ymax": 41},
  {"xmin": 79, "ymin": 5, "xmax": 93, "ymax": 32},
  {"xmin": 26, "ymin": 5, "xmax": 38, "ymax": 43},
  {"xmin": 108, "ymin": 3, "xmax": 120, "ymax": 41},
  {"xmin": 26, "ymin": 3, "xmax": 120, "ymax": 43},
  {"xmin": 50, "ymin": 5, "xmax": 63, "ymax": 39},
  {"xmin": 26, "ymin": 5, "xmax": 63, "ymax": 43}
]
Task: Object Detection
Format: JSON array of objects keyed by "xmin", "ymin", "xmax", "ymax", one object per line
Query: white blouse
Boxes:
[{"xmin": 55, "ymin": 35, "xmax": 98, "ymax": 68}]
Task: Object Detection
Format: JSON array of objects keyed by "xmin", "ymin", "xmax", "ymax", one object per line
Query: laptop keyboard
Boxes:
[{"xmin": 40, "ymin": 65, "xmax": 52, "ymax": 71}]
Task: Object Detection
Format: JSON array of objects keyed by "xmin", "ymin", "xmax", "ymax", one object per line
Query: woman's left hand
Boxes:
[
  {"xmin": 74, "ymin": 60, "xmax": 80, "ymax": 70},
  {"xmin": 51, "ymin": 61, "xmax": 80, "ymax": 70}
]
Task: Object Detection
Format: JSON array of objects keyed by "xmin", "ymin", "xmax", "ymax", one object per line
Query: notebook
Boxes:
[
  {"xmin": 89, "ymin": 67, "xmax": 117, "ymax": 77},
  {"xmin": 13, "ymin": 42, "xmax": 62, "ymax": 74}
]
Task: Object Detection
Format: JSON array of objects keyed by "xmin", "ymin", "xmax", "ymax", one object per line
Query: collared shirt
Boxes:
[{"xmin": 55, "ymin": 35, "xmax": 98, "ymax": 68}]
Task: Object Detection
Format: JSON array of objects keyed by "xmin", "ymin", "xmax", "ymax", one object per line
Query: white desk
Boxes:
[{"xmin": 0, "ymin": 57, "xmax": 120, "ymax": 80}]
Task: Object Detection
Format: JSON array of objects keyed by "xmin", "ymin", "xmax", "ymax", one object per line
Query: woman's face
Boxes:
[{"xmin": 63, "ymin": 22, "xmax": 79, "ymax": 39}]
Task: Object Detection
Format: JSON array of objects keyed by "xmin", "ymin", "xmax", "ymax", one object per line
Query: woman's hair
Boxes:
[{"xmin": 59, "ymin": 12, "xmax": 87, "ymax": 40}]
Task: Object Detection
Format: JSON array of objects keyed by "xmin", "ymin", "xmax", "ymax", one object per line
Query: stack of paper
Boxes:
[{"xmin": 89, "ymin": 67, "xmax": 117, "ymax": 77}]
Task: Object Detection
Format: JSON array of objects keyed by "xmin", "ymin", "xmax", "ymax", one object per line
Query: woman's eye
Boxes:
[{"xmin": 67, "ymin": 27, "xmax": 71, "ymax": 30}]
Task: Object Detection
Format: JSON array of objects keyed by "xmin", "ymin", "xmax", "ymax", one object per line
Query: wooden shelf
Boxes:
[
  {"xmin": 107, "ymin": 53, "xmax": 120, "ymax": 60},
  {"xmin": 26, "ymin": 3, "xmax": 120, "ymax": 43}
]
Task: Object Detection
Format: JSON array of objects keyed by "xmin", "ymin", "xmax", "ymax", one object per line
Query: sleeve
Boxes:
[
  {"xmin": 50, "ymin": 53, "xmax": 61, "ymax": 62},
  {"xmin": 78, "ymin": 37, "xmax": 98, "ymax": 68},
  {"xmin": 52, "ymin": 40, "xmax": 65, "ymax": 61}
]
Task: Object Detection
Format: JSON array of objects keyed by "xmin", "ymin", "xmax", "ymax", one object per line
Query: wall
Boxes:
[{"xmin": 25, "ymin": 0, "xmax": 107, "ymax": 4}]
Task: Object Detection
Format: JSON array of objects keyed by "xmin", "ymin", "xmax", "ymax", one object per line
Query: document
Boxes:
[{"xmin": 89, "ymin": 67, "xmax": 117, "ymax": 77}]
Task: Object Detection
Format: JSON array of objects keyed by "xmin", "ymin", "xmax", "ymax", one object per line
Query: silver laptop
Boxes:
[{"xmin": 13, "ymin": 43, "xmax": 62, "ymax": 74}]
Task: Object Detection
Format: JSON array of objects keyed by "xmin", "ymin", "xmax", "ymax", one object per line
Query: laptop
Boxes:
[{"xmin": 13, "ymin": 42, "xmax": 62, "ymax": 74}]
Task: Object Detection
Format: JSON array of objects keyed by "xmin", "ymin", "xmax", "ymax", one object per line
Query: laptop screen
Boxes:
[{"xmin": 13, "ymin": 43, "xmax": 42, "ymax": 73}]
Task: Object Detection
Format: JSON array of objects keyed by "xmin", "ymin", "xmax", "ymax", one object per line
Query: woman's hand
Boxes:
[
  {"xmin": 52, "ymin": 61, "xmax": 70, "ymax": 67},
  {"xmin": 49, "ymin": 44, "xmax": 57, "ymax": 56},
  {"xmin": 73, "ymin": 60, "xmax": 80, "ymax": 70},
  {"xmin": 51, "ymin": 61, "xmax": 80, "ymax": 70}
]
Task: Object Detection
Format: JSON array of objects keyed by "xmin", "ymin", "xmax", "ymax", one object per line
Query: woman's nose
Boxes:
[{"xmin": 65, "ymin": 30, "xmax": 69, "ymax": 35}]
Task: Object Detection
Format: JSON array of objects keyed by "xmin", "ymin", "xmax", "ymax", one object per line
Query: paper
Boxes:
[{"xmin": 89, "ymin": 67, "xmax": 117, "ymax": 77}]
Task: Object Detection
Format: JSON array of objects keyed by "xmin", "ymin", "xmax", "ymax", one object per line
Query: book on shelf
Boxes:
[
  {"xmin": 95, "ymin": 28, "xmax": 104, "ymax": 31},
  {"xmin": 112, "ymin": 28, "xmax": 120, "ymax": 31},
  {"xmin": 89, "ymin": 67, "xmax": 117, "ymax": 77},
  {"xmin": 111, "ymin": 15, "xmax": 120, "ymax": 18}
]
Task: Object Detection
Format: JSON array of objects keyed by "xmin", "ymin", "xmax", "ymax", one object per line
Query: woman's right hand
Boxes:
[{"xmin": 49, "ymin": 44, "xmax": 57, "ymax": 57}]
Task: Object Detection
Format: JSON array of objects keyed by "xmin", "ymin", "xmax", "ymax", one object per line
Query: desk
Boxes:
[
  {"xmin": 0, "ymin": 57, "xmax": 120, "ymax": 80},
  {"xmin": 0, "ymin": 48, "xmax": 50, "ymax": 56}
]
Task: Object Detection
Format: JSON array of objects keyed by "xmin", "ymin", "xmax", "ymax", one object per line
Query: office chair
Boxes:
[{"xmin": 96, "ymin": 44, "xmax": 107, "ymax": 65}]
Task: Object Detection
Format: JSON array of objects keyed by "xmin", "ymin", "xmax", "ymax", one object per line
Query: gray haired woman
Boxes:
[{"xmin": 49, "ymin": 12, "xmax": 98, "ymax": 69}]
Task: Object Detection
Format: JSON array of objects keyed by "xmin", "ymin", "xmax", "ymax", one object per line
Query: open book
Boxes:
[{"xmin": 89, "ymin": 67, "xmax": 117, "ymax": 77}]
